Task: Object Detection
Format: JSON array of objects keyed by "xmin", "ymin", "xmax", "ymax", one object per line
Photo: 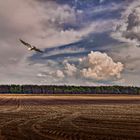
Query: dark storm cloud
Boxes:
[{"xmin": 113, "ymin": 0, "xmax": 140, "ymax": 45}]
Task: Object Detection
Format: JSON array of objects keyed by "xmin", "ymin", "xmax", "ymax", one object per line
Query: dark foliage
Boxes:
[{"xmin": 0, "ymin": 85, "xmax": 139, "ymax": 94}]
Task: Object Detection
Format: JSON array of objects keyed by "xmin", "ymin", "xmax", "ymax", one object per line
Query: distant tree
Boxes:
[{"xmin": 10, "ymin": 85, "xmax": 22, "ymax": 93}]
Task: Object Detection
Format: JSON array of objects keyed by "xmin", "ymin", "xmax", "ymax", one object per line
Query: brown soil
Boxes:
[{"xmin": 0, "ymin": 95, "xmax": 140, "ymax": 140}]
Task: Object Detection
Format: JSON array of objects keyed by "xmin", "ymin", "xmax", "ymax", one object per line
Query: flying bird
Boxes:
[{"xmin": 19, "ymin": 39, "xmax": 43, "ymax": 53}]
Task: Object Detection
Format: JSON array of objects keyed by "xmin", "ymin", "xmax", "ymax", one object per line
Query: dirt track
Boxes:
[{"xmin": 0, "ymin": 95, "xmax": 140, "ymax": 140}]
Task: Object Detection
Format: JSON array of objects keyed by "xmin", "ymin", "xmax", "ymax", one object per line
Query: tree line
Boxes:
[{"xmin": 0, "ymin": 85, "xmax": 139, "ymax": 94}]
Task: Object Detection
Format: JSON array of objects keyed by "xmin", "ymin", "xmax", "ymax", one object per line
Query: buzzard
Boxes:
[{"xmin": 19, "ymin": 39, "xmax": 43, "ymax": 53}]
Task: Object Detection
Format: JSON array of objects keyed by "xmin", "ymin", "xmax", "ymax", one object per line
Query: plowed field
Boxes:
[{"xmin": 0, "ymin": 95, "xmax": 140, "ymax": 140}]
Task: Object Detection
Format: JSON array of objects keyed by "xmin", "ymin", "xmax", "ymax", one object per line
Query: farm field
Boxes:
[{"xmin": 0, "ymin": 95, "xmax": 140, "ymax": 140}]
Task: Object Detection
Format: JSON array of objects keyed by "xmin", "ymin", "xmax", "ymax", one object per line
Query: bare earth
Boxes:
[{"xmin": 0, "ymin": 95, "xmax": 140, "ymax": 140}]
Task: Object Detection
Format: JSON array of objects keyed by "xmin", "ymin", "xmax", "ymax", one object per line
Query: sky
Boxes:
[{"xmin": 0, "ymin": 0, "xmax": 140, "ymax": 86}]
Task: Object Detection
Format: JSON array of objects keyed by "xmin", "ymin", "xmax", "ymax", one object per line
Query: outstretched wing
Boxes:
[
  {"xmin": 19, "ymin": 39, "xmax": 32, "ymax": 48},
  {"xmin": 34, "ymin": 47, "xmax": 44, "ymax": 53}
]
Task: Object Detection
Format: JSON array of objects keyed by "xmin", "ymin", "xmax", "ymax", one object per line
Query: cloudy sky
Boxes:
[{"xmin": 0, "ymin": 0, "xmax": 140, "ymax": 86}]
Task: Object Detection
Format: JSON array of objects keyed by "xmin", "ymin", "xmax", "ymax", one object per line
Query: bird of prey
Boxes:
[{"xmin": 19, "ymin": 39, "xmax": 43, "ymax": 53}]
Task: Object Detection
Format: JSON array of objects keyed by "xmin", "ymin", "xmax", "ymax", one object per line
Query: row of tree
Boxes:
[{"xmin": 0, "ymin": 85, "xmax": 139, "ymax": 94}]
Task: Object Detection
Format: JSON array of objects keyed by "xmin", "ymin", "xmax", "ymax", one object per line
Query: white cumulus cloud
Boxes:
[
  {"xmin": 64, "ymin": 63, "xmax": 77, "ymax": 76},
  {"xmin": 56, "ymin": 70, "xmax": 65, "ymax": 78},
  {"xmin": 80, "ymin": 51, "xmax": 124, "ymax": 80},
  {"xmin": 55, "ymin": 51, "xmax": 124, "ymax": 81}
]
